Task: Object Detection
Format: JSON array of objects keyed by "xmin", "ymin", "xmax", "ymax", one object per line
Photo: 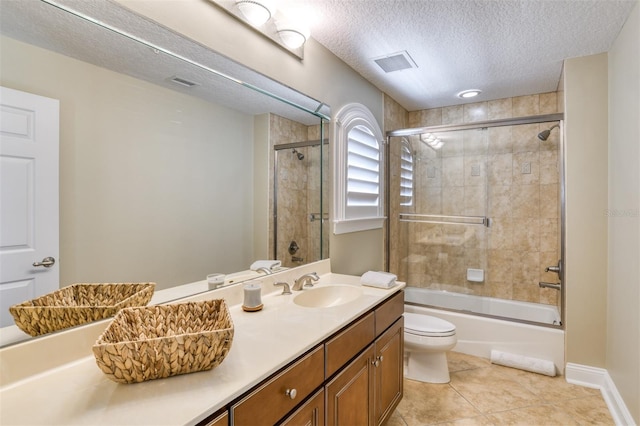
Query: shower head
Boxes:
[
  {"xmin": 292, "ymin": 148, "xmax": 304, "ymax": 160},
  {"xmin": 538, "ymin": 124, "xmax": 560, "ymax": 141}
]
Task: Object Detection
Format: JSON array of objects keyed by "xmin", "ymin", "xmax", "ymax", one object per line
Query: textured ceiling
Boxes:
[
  {"xmin": 288, "ymin": 0, "xmax": 637, "ymax": 110},
  {"xmin": 1, "ymin": 0, "xmax": 636, "ymax": 116},
  {"xmin": 0, "ymin": 0, "xmax": 329, "ymax": 125}
]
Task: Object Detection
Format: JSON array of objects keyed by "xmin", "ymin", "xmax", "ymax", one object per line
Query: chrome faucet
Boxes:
[
  {"xmin": 292, "ymin": 272, "xmax": 319, "ymax": 291},
  {"xmin": 255, "ymin": 267, "xmax": 273, "ymax": 275}
]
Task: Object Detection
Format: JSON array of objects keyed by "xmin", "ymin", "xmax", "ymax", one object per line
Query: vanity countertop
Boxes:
[{"xmin": 0, "ymin": 261, "xmax": 405, "ymax": 425}]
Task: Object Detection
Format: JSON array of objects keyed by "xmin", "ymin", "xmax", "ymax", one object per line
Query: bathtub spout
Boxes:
[{"xmin": 539, "ymin": 282, "xmax": 561, "ymax": 290}]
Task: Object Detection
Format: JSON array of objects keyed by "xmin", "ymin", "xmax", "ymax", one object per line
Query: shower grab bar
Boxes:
[{"xmin": 399, "ymin": 213, "xmax": 490, "ymax": 227}]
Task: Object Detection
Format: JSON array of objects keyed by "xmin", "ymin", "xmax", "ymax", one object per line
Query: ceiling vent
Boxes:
[
  {"xmin": 168, "ymin": 76, "xmax": 200, "ymax": 88},
  {"xmin": 373, "ymin": 51, "xmax": 417, "ymax": 73}
]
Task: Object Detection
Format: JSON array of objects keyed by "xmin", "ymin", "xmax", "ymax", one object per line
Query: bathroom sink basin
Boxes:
[{"xmin": 293, "ymin": 285, "xmax": 363, "ymax": 308}]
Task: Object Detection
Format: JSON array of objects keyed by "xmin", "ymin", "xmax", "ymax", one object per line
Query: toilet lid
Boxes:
[{"xmin": 404, "ymin": 312, "xmax": 456, "ymax": 337}]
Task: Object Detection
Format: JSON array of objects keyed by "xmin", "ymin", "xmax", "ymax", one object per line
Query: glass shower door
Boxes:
[{"xmin": 388, "ymin": 119, "xmax": 563, "ymax": 326}]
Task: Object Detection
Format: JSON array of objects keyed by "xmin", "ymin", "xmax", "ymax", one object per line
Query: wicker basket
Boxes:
[
  {"xmin": 92, "ymin": 299, "xmax": 234, "ymax": 384},
  {"xmin": 9, "ymin": 283, "xmax": 155, "ymax": 337}
]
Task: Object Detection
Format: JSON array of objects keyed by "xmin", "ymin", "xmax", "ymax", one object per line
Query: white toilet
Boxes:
[{"xmin": 403, "ymin": 312, "xmax": 457, "ymax": 383}]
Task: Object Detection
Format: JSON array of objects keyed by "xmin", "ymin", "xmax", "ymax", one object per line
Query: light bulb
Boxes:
[{"xmin": 236, "ymin": 0, "xmax": 274, "ymax": 27}]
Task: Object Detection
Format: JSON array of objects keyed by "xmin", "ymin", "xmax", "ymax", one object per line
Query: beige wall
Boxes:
[
  {"xmin": 1, "ymin": 36, "xmax": 256, "ymax": 290},
  {"xmin": 116, "ymin": 0, "xmax": 387, "ymax": 275},
  {"xmin": 563, "ymin": 54, "xmax": 609, "ymax": 367},
  {"xmin": 607, "ymin": 2, "xmax": 640, "ymax": 422}
]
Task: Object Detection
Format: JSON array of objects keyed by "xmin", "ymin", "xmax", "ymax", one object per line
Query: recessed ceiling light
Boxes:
[{"xmin": 457, "ymin": 89, "xmax": 482, "ymax": 99}]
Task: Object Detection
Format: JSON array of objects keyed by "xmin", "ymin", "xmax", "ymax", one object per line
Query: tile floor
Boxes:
[{"xmin": 388, "ymin": 352, "xmax": 614, "ymax": 425}]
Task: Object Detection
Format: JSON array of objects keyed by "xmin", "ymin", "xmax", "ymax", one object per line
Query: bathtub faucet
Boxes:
[{"xmin": 539, "ymin": 282, "xmax": 561, "ymax": 290}]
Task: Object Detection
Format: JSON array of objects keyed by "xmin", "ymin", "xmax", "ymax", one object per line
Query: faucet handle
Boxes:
[{"xmin": 274, "ymin": 281, "xmax": 292, "ymax": 295}]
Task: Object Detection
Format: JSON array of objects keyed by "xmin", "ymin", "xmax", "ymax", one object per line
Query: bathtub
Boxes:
[{"xmin": 404, "ymin": 287, "xmax": 565, "ymax": 374}]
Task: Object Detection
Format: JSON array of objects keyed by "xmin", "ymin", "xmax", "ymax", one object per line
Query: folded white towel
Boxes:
[
  {"xmin": 361, "ymin": 271, "xmax": 397, "ymax": 289},
  {"xmin": 250, "ymin": 260, "xmax": 282, "ymax": 271}
]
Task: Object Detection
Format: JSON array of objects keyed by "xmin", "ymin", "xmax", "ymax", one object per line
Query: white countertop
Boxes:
[{"xmin": 0, "ymin": 261, "xmax": 404, "ymax": 425}]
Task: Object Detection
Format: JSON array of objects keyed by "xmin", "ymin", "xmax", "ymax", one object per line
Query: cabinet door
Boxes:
[
  {"xmin": 325, "ymin": 345, "xmax": 375, "ymax": 426},
  {"xmin": 280, "ymin": 389, "xmax": 324, "ymax": 426},
  {"xmin": 374, "ymin": 317, "xmax": 404, "ymax": 426}
]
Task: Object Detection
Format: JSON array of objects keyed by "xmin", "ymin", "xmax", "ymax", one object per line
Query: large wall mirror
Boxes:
[{"xmin": 0, "ymin": 0, "xmax": 330, "ymax": 344}]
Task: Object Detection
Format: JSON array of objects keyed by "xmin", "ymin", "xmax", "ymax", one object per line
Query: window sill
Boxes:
[{"xmin": 333, "ymin": 217, "xmax": 386, "ymax": 234}]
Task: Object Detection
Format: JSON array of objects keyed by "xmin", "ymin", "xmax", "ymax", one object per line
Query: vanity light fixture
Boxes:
[
  {"xmin": 213, "ymin": 0, "xmax": 309, "ymax": 59},
  {"xmin": 278, "ymin": 28, "xmax": 307, "ymax": 49},
  {"xmin": 457, "ymin": 89, "xmax": 482, "ymax": 99},
  {"xmin": 235, "ymin": 0, "xmax": 275, "ymax": 27}
]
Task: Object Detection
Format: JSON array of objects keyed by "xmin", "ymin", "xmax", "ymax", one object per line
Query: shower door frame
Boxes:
[
  {"xmin": 385, "ymin": 113, "xmax": 566, "ymax": 329},
  {"xmin": 273, "ymin": 137, "xmax": 329, "ymax": 264}
]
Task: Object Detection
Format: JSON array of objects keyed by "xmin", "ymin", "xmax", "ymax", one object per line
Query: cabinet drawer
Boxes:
[
  {"xmin": 374, "ymin": 290, "xmax": 404, "ymax": 336},
  {"xmin": 325, "ymin": 312, "xmax": 375, "ymax": 378},
  {"xmin": 231, "ymin": 345, "xmax": 324, "ymax": 426},
  {"xmin": 203, "ymin": 410, "xmax": 228, "ymax": 426}
]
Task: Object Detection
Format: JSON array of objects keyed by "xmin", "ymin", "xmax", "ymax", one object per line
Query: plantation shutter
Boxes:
[{"xmin": 346, "ymin": 126, "xmax": 380, "ymax": 217}]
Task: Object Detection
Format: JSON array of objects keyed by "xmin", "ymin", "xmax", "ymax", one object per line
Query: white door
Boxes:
[{"xmin": 0, "ymin": 87, "xmax": 59, "ymax": 327}]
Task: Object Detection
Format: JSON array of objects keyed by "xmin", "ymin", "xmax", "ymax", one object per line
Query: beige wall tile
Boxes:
[
  {"xmin": 488, "ymin": 98, "xmax": 513, "ymax": 120},
  {"xmin": 488, "ymin": 217, "xmax": 513, "ymax": 249},
  {"xmin": 512, "ymin": 123, "xmax": 541, "ymax": 153},
  {"xmin": 488, "ymin": 185, "xmax": 512, "ymax": 218},
  {"xmin": 488, "ymin": 153, "xmax": 513, "ymax": 187},
  {"xmin": 539, "ymin": 92, "xmax": 558, "ymax": 114},
  {"xmin": 539, "ymin": 150, "xmax": 559, "ymax": 184},
  {"xmin": 442, "ymin": 156, "xmax": 465, "ymax": 187},
  {"xmin": 513, "ymin": 94, "xmax": 540, "ymax": 117},
  {"xmin": 464, "ymin": 102, "xmax": 488, "ymax": 122},
  {"xmin": 488, "ymin": 126, "xmax": 513, "ymax": 154},
  {"xmin": 511, "ymin": 184, "xmax": 540, "ymax": 218},
  {"xmin": 512, "ymin": 218, "xmax": 541, "ymax": 252},
  {"xmin": 442, "ymin": 105, "xmax": 464, "ymax": 124}
]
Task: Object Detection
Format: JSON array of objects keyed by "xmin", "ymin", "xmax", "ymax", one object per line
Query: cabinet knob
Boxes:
[
  {"xmin": 372, "ymin": 355, "xmax": 383, "ymax": 367},
  {"xmin": 285, "ymin": 388, "xmax": 297, "ymax": 400}
]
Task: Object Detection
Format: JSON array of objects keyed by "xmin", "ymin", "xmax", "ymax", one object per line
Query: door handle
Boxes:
[{"xmin": 33, "ymin": 256, "xmax": 55, "ymax": 268}]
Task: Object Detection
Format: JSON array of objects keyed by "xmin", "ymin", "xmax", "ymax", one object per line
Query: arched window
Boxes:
[{"xmin": 333, "ymin": 103, "xmax": 385, "ymax": 234}]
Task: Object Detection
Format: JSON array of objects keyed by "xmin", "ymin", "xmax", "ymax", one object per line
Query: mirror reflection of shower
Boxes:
[
  {"xmin": 271, "ymin": 121, "xmax": 329, "ymax": 268},
  {"xmin": 292, "ymin": 148, "xmax": 304, "ymax": 160}
]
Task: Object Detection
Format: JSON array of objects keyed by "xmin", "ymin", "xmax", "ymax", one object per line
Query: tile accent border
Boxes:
[{"xmin": 565, "ymin": 363, "xmax": 636, "ymax": 425}]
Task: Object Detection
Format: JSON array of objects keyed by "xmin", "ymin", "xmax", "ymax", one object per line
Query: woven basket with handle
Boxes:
[
  {"xmin": 92, "ymin": 299, "xmax": 234, "ymax": 384},
  {"xmin": 9, "ymin": 282, "xmax": 155, "ymax": 336}
]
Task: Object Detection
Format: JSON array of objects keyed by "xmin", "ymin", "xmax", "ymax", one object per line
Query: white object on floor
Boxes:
[
  {"xmin": 361, "ymin": 271, "xmax": 397, "ymax": 288},
  {"xmin": 490, "ymin": 349, "xmax": 556, "ymax": 377},
  {"xmin": 250, "ymin": 260, "xmax": 282, "ymax": 271}
]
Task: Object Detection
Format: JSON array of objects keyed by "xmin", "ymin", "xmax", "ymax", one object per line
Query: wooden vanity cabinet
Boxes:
[{"xmin": 200, "ymin": 290, "xmax": 404, "ymax": 426}]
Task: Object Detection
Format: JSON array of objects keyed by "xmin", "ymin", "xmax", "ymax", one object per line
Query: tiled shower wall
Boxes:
[
  {"xmin": 387, "ymin": 92, "xmax": 563, "ymax": 307},
  {"xmin": 269, "ymin": 114, "xmax": 327, "ymax": 267}
]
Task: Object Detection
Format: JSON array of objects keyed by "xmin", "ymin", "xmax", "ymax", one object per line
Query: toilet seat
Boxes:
[{"xmin": 404, "ymin": 312, "xmax": 456, "ymax": 337}]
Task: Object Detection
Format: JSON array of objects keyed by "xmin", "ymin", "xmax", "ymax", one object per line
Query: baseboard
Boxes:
[{"xmin": 565, "ymin": 363, "xmax": 636, "ymax": 425}]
